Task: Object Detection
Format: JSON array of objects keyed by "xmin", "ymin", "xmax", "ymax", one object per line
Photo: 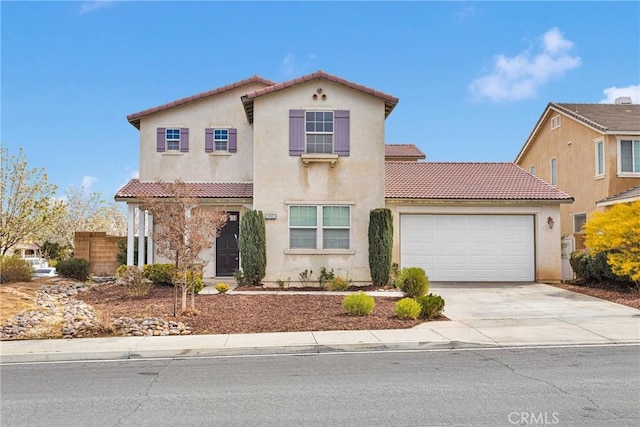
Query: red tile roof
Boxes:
[
  {"xmin": 126, "ymin": 76, "xmax": 276, "ymax": 129},
  {"xmin": 597, "ymin": 184, "xmax": 640, "ymax": 206},
  {"xmin": 115, "ymin": 180, "xmax": 253, "ymax": 200},
  {"xmin": 385, "ymin": 144, "xmax": 426, "ymax": 160},
  {"xmin": 385, "ymin": 162, "xmax": 573, "ymax": 201},
  {"xmin": 241, "ymin": 70, "xmax": 399, "ymax": 123}
]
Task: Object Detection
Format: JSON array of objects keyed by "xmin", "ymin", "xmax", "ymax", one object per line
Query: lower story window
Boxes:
[
  {"xmin": 289, "ymin": 205, "xmax": 351, "ymax": 250},
  {"xmin": 573, "ymin": 213, "xmax": 586, "ymax": 233}
]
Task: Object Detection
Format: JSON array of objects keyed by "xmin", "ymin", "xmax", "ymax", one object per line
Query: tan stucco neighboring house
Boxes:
[
  {"xmin": 117, "ymin": 71, "xmax": 571, "ymax": 284},
  {"xmin": 515, "ymin": 100, "xmax": 640, "ymax": 251}
]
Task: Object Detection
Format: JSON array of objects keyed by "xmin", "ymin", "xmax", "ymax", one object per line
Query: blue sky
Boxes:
[{"xmin": 2, "ymin": 1, "xmax": 639, "ymax": 200}]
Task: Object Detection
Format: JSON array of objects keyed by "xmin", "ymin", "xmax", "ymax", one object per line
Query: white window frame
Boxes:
[
  {"xmin": 530, "ymin": 165, "xmax": 536, "ymax": 175},
  {"xmin": 617, "ymin": 137, "xmax": 640, "ymax": 177},
  {"xmin": 305, "ymin": 111, "xmax": 334, "ymax": 154},
  {"xmin": 550, "ymin": 157, "xmax": 557, "ymax": 186},
  {"xmin": 594, "ymin": 139, "xmax": 605, "ymax": 177},
  {"xmin": 288, "ymin": 204, "xmax": 351, "ymax": 251},
  {"xmin": 214, "ymin": 129, "xmax": 229, "ymax": 152},
  {"xmin": 573, "ymin": 213, "xmax": 587, "ymax": 234},
  {"xmin": 551, "ymin": 115, "xmax": 561, "ymax": 130},
  {"xmin": 165, "ymin": 128, "xmax": 181, "ymax": 151}
]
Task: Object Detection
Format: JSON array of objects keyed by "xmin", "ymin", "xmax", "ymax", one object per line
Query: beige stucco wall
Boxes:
[
  {"xmin": 517, "ymin": 112, "xmax": 640, "ymax": 239},
  {"xmin": 137, "ymin": 83, "xmax": 267, "ymax": 183},
  {"xmin": 385, "ymin": 201, "xmax": 564, "ymax": 283},
  {"xmin": 252, "ymin": 79, "xmax": 387, "ymax": 284}
]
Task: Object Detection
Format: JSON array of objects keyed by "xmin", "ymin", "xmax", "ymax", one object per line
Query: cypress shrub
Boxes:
[
  {"xmin": 238, "ymin": 210, "xmax": 266, "ymax": 286},
  {"xmin": 368, "ymin": 208, "xmax": 393, "ymax": 286}
]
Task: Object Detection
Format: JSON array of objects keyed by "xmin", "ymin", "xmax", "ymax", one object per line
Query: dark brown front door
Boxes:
[{"xmin": 216, "ymin": 212, "xmax": 240, "ymax": 277}]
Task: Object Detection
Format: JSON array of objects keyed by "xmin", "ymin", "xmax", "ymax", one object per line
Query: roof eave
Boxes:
[{"xmin": 385, "ymin": 197, "xmax": 574, "ymax": 204}]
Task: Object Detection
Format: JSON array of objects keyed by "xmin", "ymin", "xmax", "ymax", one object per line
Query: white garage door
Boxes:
[{"xmin": 400, "ymin": 214, "xmax": 535, "ymax": 281}]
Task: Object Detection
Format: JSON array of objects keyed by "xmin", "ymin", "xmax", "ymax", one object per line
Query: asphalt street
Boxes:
[{"xmin": 1, "ymin": 345, "xmax": 639, "ymax": 426}]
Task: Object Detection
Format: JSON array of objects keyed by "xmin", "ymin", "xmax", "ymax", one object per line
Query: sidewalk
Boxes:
[{"xmin": 2, "ymin": 283, "xmax": 639, "ymax": 363}]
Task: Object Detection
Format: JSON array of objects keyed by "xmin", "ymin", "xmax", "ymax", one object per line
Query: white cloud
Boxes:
[
  {"xmin": 279, "ymin": 53, "xmax": 318, "ymax": 78},
  {"xmin": 456, "ymin": 6, "xmax": 476, "ymax": 23},
  {"xmin": 599, "ymin": 84, "xmax": 640, "ymax": 104},
  {"xmin": 81, "ymin": 176, "xmax": 98, "ymax": 193},
  {"xmin": 79, "ymin": 1, "xmax": 118, "ymax": 15},
  {"xmin": 469, "ymin": 27, "xmax": 581, "ymax": 102}
]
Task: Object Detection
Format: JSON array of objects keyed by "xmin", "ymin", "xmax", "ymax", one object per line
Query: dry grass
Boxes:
[
  {"xmin": 0, "ymin": 281, "xmax": 44, "ymax": 324},
  {"xmin": 24, "ymin": 316, "xmax": 65, "ymax": 340}
]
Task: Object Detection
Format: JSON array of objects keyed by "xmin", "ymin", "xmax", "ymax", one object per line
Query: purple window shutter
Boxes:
[
  {"xmin": 156, "ymin": 128, "xmax": 166, "ymax": 152},
  {"xmin": 289, "ymin": 110, "xmax": 305, "ymax": 156},
  {"xmin": 334, "ymin": 110, "xmax": 350, "ymax": 156},
  {"xmin": 180, "ymin": 128, "xmax": 189, "ymax": 152},
  {"xmin": 229, "ymin": 128, "xmax": 238, "ymax": 153},
  {"xmin": 205, "ymin": 129, "xmax": 214, "ymax": 153}
]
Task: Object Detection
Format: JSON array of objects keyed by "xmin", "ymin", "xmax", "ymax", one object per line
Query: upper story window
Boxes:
[
  {"xmin": 306, "ymin": 111, "xmax": 334, "ymax": 154},
  {"xmin": 619, "ymin": 138, "xmax": 640, "ymax": 174},
  {"xmin": 166, "ymin": 129, "xmax": 181, "ymax": 151},
  {"xmin": 530, "ymin": 165, "xmax": 536, "ymax": 175},
  {"xmin": 551, "ymin": 115, "xmax": 561, "ymax": 130},
  {"xmin": 156, "ymin": 127, "xmax": 189, "ymax": 153},
  {"xmin": 595, "ymin": 139, "xmax": 605, "ymax": 177},
  {"xmin": 214, "ymin": 129, "xmax": 229, "ymax": 151},
  {"xmin": 550, "ymin": 158, "xmax": 557, "ymax": 186}
]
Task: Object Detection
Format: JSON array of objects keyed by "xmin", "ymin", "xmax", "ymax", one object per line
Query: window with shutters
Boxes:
[
  {"xmin": 205, "ymin": 128, "xmax": 237, "ymax": 153},
  {"xmin": 166, "ymin": 129, "xmax": 180, "ymax": 151},
  {"xmin": 306, "ymin": 111, "xmax": 334, "ymax": 154},
  {"xmin": 215, "ymin": 129, "xmax": 229, "ymax": 151},
  {"xmin": 289, "ymin": 205, "xmax": 351, "ymax": 250}
]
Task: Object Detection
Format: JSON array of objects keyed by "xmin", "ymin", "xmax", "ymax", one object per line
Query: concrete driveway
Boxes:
[{"xmin": 424, "ymin": 282, "xmax": 640, "ymax": 345}]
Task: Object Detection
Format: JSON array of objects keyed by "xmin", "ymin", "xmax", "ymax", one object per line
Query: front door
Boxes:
[{"xmin": 216, "ymin": 212, "xmax": 240, "ymax": 277}]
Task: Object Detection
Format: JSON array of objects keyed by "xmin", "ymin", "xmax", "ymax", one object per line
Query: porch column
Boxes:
[
  {"xmin": 127, "ymin": 204, "xmax": 135, "ymax": 266},
  {"xmin": 138, "ymin": 208, "xmax": 146, "ymax": 268},
  {"xmin": 146, "ymin": 212, "xmax": 154, "ymax": 265}
]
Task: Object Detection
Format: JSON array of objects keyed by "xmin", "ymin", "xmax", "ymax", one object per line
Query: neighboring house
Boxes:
[
  {"xmin": 117, "ymin": 71, "xmax": 571, "ymax": 283},
  {"xmin": 596, "ymin": 184, "xmax": 640, "ymax": 207},
  {"xmin": 515, "ymin": 100, "xmax": 640, "ymax": 252}
]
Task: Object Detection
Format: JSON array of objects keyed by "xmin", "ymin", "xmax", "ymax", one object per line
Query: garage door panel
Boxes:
[{"xmin": 400, "ymin": 214, "xmax": 534, "ymax": 282}]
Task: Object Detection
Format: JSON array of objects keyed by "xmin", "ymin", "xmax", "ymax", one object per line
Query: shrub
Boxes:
[
  {"xmin": 182, "ymin": 270, "xmax": 204, "ymax": 294},
  {"xmin": 142, "ymin": 264, "xmax": 176, "ymax": 286},
  {"xmin": 238, "ymin": 210, "xmax": 266, "ymax": 286},
  {"xmin": 570, "ymin": 251, "xmax": 622, "ymax": 283},
  {"xmin": 417, "ymin": 293, "xmax": 445, "ymax": 320},
  {"xmin": 318, "ymin": 267, "xmax": 335, "ymax": 287},
  {"xmin": 116, "ymin": 264, "xmax": 128, "ymax": 278},
  {"xmin": 56, "ymin": 258, "xmax": 90, "ymax": 281},
  {"xmin": 215, "ymin": 283, "xmax": 230, "ymax": 294},
  {"xmin": 120, "ymin": 266, "xmax": 152, "ymax": 297},
  {"xmin": 325, "ymin": 276, "xmax": 349, "ymax": 291},
  {"xmin": 396, "ymin": 267, "xmax": 429, "ymax": 298},
  {"xmin": 394, "ymin": 297, "xmax": 421, "ymax": 320},
  {"xmin": 233, "ymin": 270, "xmax": 249, "ymax": 287},
  {"xmin": 368, "ymin": 208, "xmax": 393, "ymax": 286},
  {"xmin": 0, "ymin": 256, "xmax": 33, "ymax": 283},
  {"xmin": 342, "ymin": 292, "xmax": 375, "ymax": 316}
]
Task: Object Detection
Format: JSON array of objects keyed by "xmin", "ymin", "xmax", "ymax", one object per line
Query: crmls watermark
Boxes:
[{"xmin": 508, "ymin": 412, "xmax": 560, "ymax": 425}]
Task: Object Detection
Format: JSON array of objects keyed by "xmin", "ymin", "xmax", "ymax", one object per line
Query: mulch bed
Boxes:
[
  {"xmin": 551, "ymin": 281, "xmax": 640, "ymax": 310},
  {"xmin": 80, "ymin": 283, "xmax": 428, "ymax": 335}
]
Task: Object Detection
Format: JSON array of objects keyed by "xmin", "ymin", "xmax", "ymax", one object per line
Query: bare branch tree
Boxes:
[{"xmin": 139, "ymin": 180, "xmax": 228, "ymax": 314}]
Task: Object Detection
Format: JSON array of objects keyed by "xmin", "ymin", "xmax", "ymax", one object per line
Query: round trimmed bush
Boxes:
[
  {"xmin": 396, "ymin": 267, "xmax": 429, "ymax": 298},
  {"xmin": 342, "ymin": 291, "xmax": 375, "ymax": 316},
  {"xmin": 416, "ymin": 293, "xmax": 445, "ymax": 320},
  {"xmin": 394, "ymin": 297, "xmax": 421, "ymax": 320},
  {"xmin": 56, "ymin": 258, "xmax": 90, "ymax": 281},
  {"xmin": 215, "ymin": 283, "xmax": 230, "ymax": 294}
]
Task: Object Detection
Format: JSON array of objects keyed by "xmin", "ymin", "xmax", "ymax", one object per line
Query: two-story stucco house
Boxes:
[
  {"xmin": 515, "ymin": 100, "xmax": 640, "ymax": 255},
  {"xmin": 116, "ymin": 71, "xmax": 572, "ymax": 284}
]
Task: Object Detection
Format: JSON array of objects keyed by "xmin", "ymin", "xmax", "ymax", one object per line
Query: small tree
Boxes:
[
  {"xmin": 140, "ymin": 180, "xmax": 228, "ymax": 313},
  {"xmin": 238, "ymin": 210, "xmax": 266, "ymax": 286},
  {"xmin": 584, "ymin": 200, "xmax": 640, "ymax": 285},
  {"xmin": 368, "ymin": 208, "xmax": 393, "ymax": 286}
]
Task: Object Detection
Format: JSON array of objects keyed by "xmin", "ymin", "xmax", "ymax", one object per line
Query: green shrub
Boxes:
[
  {"xmin": 394, "ymin": 297, "xmax": 421, "ymax": 320},
  {"xmin": 368, "ymin": 208, "xmax": 393, "ymax": 286},
  {"xmin": 0, "ymin": 256, "xmax": 33, "ymax": 283},
  {"xmin": 325, "ymin": 276, "xmax": 349, "ymax": 291},
  {"xmin": 570, "ymin": 250, "xmax": 623, "ymax": 283},
  {"xmin": 416, "ymin": 293, "xmax": 445, "ymax": 320},
  {"xmin": 56, "ymin": 258, "xmax": 90, "ymax": 281},
  {"xmin": 238, "ymin": 210, "xmax": 266, "ymax": 286},
  {"xmin": 142, "ymin": 264, "xmax": 176, "ymax": 286},
  {"xmin": 396, "ymin": 267, "xmax": 429, "ymax": 298},
  {"xmin": 318, "ymin": 267, "xmax": 335, "ymax": 287},
  {"xmin": 215, "ymin": 283, "xmax": 230, "ymax": 294},
  {"xmin": 186, "ymin": 270, "xmax": 204, "ymax": 294},
  {"xmin": 120, "ymin": 266, "xmax": 152, "ymax": 297},
  {"xmin": 342, "ymin": 292, "xmax": 375, "ymax": 316},
  {"xmin": 116, "ymin": 264, "xmax": 128, "ymax": 278}
]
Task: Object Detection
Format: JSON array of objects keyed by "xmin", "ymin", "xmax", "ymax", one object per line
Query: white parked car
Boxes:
[
  {"xmin": 23, "ymin": 257, "xmax": 49, "ymax": 269},
  {"xmin": 33, "ymin": 267, "xmax": 57, "ymax": 278}
]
